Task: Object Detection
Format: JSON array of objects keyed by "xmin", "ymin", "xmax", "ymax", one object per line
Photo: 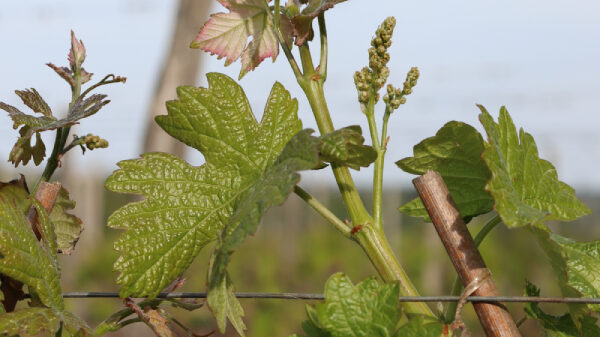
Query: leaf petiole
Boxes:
[{"xmin": 294, "ymin": 185, "xmax": 351, "ymax": 237}]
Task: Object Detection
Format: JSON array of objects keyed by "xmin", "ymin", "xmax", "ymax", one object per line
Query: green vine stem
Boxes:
[
  {"xmin": 271, "ymin": 10, "xmax": 434, "ymax": 318},
  {"xmin": 353, "ymin": 224, "xmax": 434, "ymax": 317},
  {"xmin": 444, "ymin": 214, "xmax": 502, "ymax": 322},
  {"xmin": 294, "ymin": 185, "xmax": 351, "ymax": 237},
  {"xmin": 37, "ymin": 66, "xmax": 83, "ymax": 190}
]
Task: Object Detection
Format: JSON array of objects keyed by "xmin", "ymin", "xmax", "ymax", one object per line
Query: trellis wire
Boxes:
[{"xmin": 29, "ymin": 292, "xmax": 600, "ymax": 304}]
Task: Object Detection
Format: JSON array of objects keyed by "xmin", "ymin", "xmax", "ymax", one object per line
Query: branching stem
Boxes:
[
  {"xmin": 294, "ymin": 185, "xmax": 351, "ymax": 237},
  {"xmin": 317, "ymin": 13, "xmax": 328, "ymax": 79},
  {"xmin": 271, "ymin": 13, "xmax": 434, "ymax": 318}
]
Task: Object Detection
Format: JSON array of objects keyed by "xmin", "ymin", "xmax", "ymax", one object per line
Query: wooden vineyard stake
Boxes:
[{"xmin": 413, "ymin": 171, "xmax": 521, "ymax": 337}]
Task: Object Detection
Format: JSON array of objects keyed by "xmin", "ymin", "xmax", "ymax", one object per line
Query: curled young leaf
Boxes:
[
  {"xmin": 290, "ymin": 0, "xmax": 348, "ymax": 46},
  {"xmin": 397, "ymin": 121, "xmax": 492, "ymax": 223},
  {"xmin": 319, "ymin": 125, "xmax": 377, "ymax": 170}
]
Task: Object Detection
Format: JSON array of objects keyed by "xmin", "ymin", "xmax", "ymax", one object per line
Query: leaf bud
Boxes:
[{"xmin": 68, "ymin": 31, "xmax": 86, "ymax": 71}]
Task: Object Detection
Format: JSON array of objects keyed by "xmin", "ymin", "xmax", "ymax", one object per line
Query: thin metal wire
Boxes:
[{"xmin": 40, "ymin": 292, "xmax": 600, "ymax": 304}]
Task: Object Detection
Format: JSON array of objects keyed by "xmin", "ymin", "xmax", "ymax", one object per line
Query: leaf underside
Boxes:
[
  {"xmin": 396, "ymin": 121, "xmax": 492, "ymax": 223},
  {"xmin": 105, "ymin": 73, "xmax": 302, "ymax": 299}
]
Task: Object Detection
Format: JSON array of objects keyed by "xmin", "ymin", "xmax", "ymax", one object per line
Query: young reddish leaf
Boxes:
[
  {"xmin": 191, "ymin": 0, "xmax": 293, "ymax": 79},
  {"xmin": 46, "ymin": 63, "xmax": 75, "ymax": 87},
  {"xmin": 15, "ymin": 88, "xmax": 52, "ymax": 117},
  {"xmin": 1, "ymin": 93, "xmax": 109, "ymax": 167},
  {"xmin": 291, "ymin": 0, "xmax": 348, "ymax": 46},
  {"xmin": 68, "ymin": 30, "xmax": 86, "ymax": 71}
]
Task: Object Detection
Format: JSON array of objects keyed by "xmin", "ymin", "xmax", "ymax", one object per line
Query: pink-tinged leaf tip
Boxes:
[{"xmin": 68, "ymin": 30, "xmax": 86, "ymax": 70}]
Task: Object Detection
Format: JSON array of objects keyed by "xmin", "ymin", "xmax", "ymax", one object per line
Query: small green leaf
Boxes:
[
  {"xmin": 208, "ymin": 256, "xmax": 247, "ymax": 337},
  {"xmin": 51, "ymin": 187, "xmax": 83, "ymax": 255},
  {"xmin": 319, "ymin": 125, "xmax": 377, "ymax": 170},
  {"xmin": 394, "ymin": 316, "xmax": 451, "ymax": 337},
  {"xmin": 524, "ymin": 281, "xmax": 600, "ymax": 336},
  {"xmin": 105, "ymin": 73, "xmax": 302, "ymax": 298},
  {"xmin": 299, "ymin": 273, "xmax": 402, "ymax": 337},
  {"xmin": 478, "ymin": 105, "xmax": 590, "ymax": 228},
  {"xmin": 396, "ymin": 121, "xmax": 492, "ymax": 222}
]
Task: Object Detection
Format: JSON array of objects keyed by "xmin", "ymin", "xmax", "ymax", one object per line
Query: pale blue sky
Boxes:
[{"xmin": 1, "ymin": 0, "xmax": 599, "ymax": 190}]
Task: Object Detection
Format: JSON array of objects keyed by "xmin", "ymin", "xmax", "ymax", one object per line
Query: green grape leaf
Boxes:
[
  {"xmin": 298, "ymin": 273, "xmax": 402, "ymax": 337},
  {"xmin": 0, "ymin": 191, "xmax": 62, "ymax": 310},
  {"xmin": 551, "ymin": 235, "xmax": 600, "ymax": 314},
  {"xmin": 528, "ymin": 225, "xmax": 590, "ymax": 323},
  {"xmin": 208, "ymin": 129, "xmax": 320, "ymax": 335},
  {"xmin": 191, "ymin": 0, "xmax": 294, "ymax": 79},
  {"xmin": 105, "ymin": 73, "xmax": 302, "ymax": 298},
  {"xmin": 395, "ymin": 316, "xmax": 451, "ymax": 337},
  {"xmin": 0, "ymin": 307, "xmax": 61, "ymax": 336},
  {"xmin": 291, "ymin": 0, "xmax": 348, "ymax": 46},
  {"xmin": 396, "ymin": 121, "xmax": 492, "ymax": 222},
  {"xmin": 1, "ymin": 179, "xmax": 83, "ymax": 255},
  {"xmin": 51, "ymin": 187, "xmax": 83, "ymax": 255},
  {"xmin": 319, "ymin": 125, "xmax": 377, "ymax": 170},
  {"xmin": 530, "ymin": 225, "xmax": 600, "ymax": 315},
  {"xmin": 208, "ymin": 256, "xmax": 247, "ymax": 337},
  {"xmin": 524, "ymin": 281, "xmax": 600, "ymax": 336},
  {"xmin": 1, "ymin": 93, "xmax": 109, "ymax": 167},
  {"xmin": 478, "ymin": 105, "xmax": 590, "ymax": 228},
  {"xmin": 0, "ymin": 308, "xmax": 95, "ymax": 337},
  {"xmin": 0, "ymin": 184, "xmax": 94, "ymax": 336}
]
